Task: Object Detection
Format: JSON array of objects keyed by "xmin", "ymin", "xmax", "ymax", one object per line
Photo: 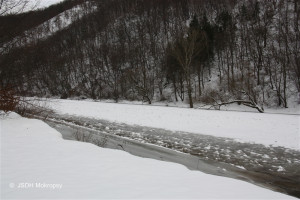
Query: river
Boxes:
[{"xmin": 31, "ymin": 113, "xmax": 300, "ymax": 198}]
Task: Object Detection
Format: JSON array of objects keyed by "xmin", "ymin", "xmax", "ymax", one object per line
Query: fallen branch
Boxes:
[{"xmin": 207, "ymin": 93, "xmax": 264, "ymax": 113}]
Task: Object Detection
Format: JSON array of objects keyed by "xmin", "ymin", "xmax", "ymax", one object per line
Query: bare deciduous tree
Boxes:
[
  {"xmin": 0, "ymin": 0, "xmax": 40, "ymax": 16},
  {"xmin": 170, "ymin": 30, "xmax": 207, "ymax": 108}
]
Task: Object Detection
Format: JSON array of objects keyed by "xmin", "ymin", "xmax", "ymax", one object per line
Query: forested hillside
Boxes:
[{"xmin": 1, "ymin": 0, "xmax": 299, "ymax": 111}]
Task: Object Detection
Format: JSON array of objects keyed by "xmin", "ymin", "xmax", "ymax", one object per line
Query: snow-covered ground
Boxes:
[
  {"xmin": 0, "ymin": 113, "xmax": 296, "ymax": 199},
  {"xmin": 89, "ymin": 98, "xmax": 300, "ymax": 115},
  {"xmin": 48, "ymin": 99, "xmax": 300, "ymax": 150}
]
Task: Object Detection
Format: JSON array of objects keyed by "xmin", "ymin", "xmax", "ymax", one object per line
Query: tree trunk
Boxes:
[
  {"xmin": 172, "ymin": 78, "xmax": 178, "ymax": 102},
  {"xmin": 197, "ymin": 66, "xmax": 202, "ymax": 96},
  {"xmin": 188, "ymin": 86, "xmax": 193, "ymax": 108},
  {"xmin": 185, "ymin": 75, "xmax": 193, "ymax": 108}
]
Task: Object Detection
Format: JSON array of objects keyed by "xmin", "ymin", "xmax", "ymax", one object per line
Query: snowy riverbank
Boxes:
[{"xmin": 48, "ymin": 99, "xmax": 300, "ymax": 150}]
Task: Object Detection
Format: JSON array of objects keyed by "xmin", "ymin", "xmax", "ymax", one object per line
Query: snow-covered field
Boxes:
[
  {"xmin": 0, "ymin": 113, "xmax": 296, "ymax": 199},
  {"xmin": 49, "ymin": 99, "xmax": 300, "ymax": 150}
]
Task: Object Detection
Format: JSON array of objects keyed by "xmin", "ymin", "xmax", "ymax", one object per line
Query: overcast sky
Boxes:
[
  {"xmin": 37, "ymin": 0, "xmax": 65, "ymax": 9},
  {"xmin": 0, "ymin": 0, "xmax": 66, "ymax": 14}
]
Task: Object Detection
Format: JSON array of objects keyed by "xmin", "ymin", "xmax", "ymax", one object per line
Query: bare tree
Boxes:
[
  {"xmin": 170, "ymin": 30, "xmax": 207, "ymax": 108},
  {"xmin": 0, "ymin": 0, "xmax": 40, "ymax": 16}
]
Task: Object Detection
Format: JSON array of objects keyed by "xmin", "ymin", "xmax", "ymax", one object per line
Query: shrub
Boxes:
[{"xmin": 0, "ymin": 86, "xmax": 20, "ymax": 113}]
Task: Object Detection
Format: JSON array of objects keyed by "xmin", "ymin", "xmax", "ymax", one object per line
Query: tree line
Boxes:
[{"xmin": 0, "ymin": 0, "xmax": 299, "ymax": 111}]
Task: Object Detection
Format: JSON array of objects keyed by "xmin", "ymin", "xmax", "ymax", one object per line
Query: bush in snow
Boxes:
[{"xmin": 0, "ymin": 86, "xmax": 20, "ymax": 114}]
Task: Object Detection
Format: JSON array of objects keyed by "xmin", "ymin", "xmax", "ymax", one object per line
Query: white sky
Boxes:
[
  {"xmin": 0, "ymin": 0, "xmax": 66, "ymax": 15},
  {"xmin": 37, "ymin": 0, "xmax": 65, "ymax": 9}
]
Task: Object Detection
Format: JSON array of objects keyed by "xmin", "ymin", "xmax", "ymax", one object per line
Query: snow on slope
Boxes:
[
  {"xmin": 26, "ymin": 4, "xmax": 85, "ymax": 41},
  {"xmin": 0, "ymin": 113, "xmax": 295, "ymax": 199},
  {"xmin": 2, "ymin": 1, "xmax": 93, "ymax": 54},
  {"xmin": 49, "ymin": 99, "xmax": 300, "ymax": 150},
  {"xmin": 8, "ymin": 4, "xmax": 86, "ymax": 49}
]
